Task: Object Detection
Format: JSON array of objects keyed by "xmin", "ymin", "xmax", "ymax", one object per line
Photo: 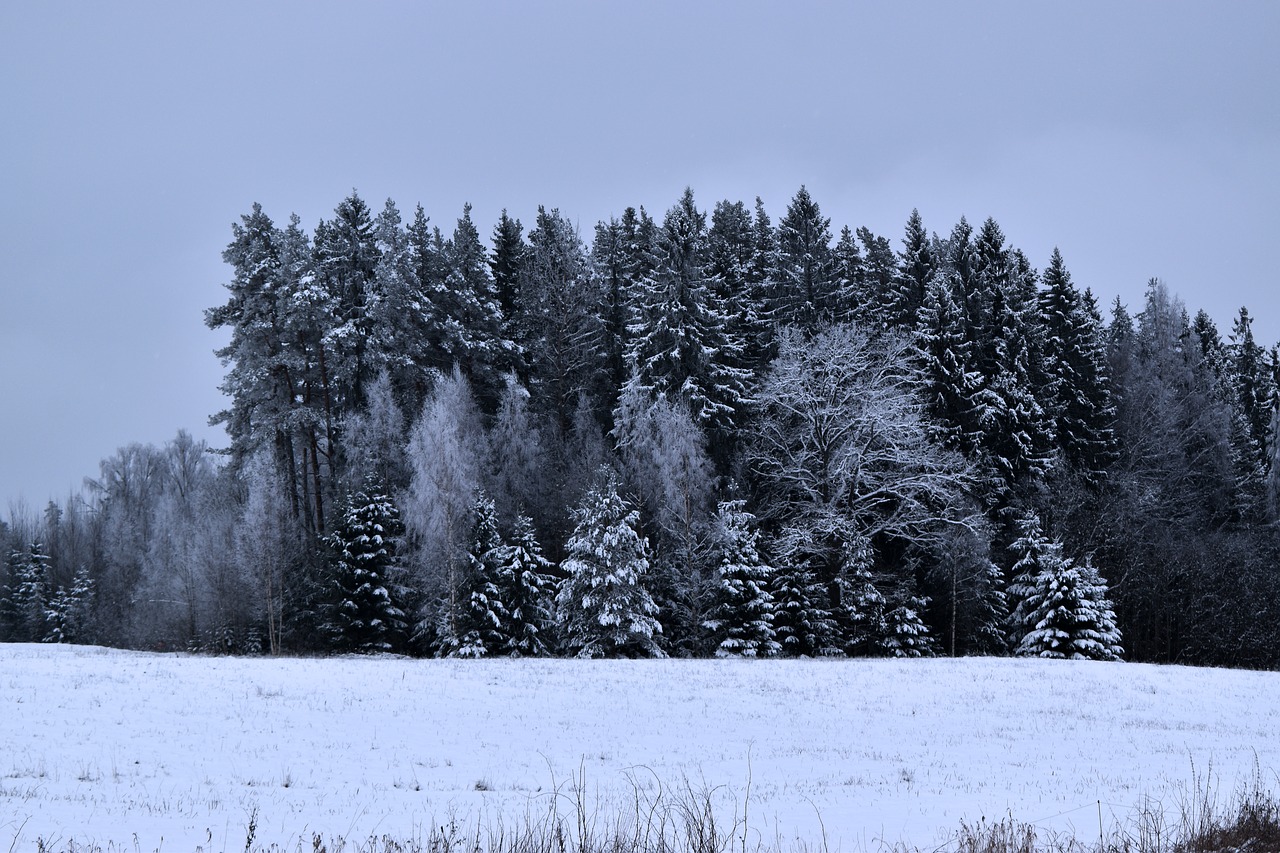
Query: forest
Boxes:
[{"xmin": 3, "ymin": 186, "xmax": 1278, "ymax": 667}]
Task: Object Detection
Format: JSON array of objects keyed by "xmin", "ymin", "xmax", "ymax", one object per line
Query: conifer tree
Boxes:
[
  {"xmin": 894, "ymin": 208, "xmax": 936, "ymax": 329},
  {"xmin": 881, "ymin": 587, "xmax": 935, "ymax": 658},
  {"xmin": 490, "ymin": 209, "xmax": 526, "ymax": 335},
  {"xmin": 1039, "ymin": 249, "xmax": 1118, "ymax": 481},
  {"xmin": 773, "ymin": 185, "xmax": 836, "ymax": 330},
  {"xmin": 555, "ymin": 472, "xmax": 664, "ymax": 658},
  {"xmin": 313, "ymin": 191, "xmax": 381, "ymax": 412},
  {"xmin": 491, "ymin": 513, "xmax": 558, "ymax": 656},
  {"xmin": 10, "ymin": 541, "xmax": 52, "ymax": 642},
  {"xmin": 328, "ymin": 485, "xmax": 409, "ymax": 653},
  {"xmin": 831, "ymin": 225, "xmax": 866, "ymax": 324},
  {"xmin": 519, "ymin": 207, "xmax": 605, "ymax": 424},
  {"xmin": 768, "ymin": 527, "xmax": 838, "ymax": 657},
  {"xmin": 442, "ymin": 203, "xmax": 514, "ymax": 410},
  {"xmin": 856, "ymin": 226, "xmax": 899, "ymax": 329},
  {"xmin": 1006, "ymin": 512, "xmax": 1054, "ymax": 642},
  {"xmin": 44, "ymin": 565, "xmax": 95, "ymax": 644},
  {"xmin": 1014, "ymin": 554, "xmax": 1123, "ymax": 662},
  {"xmin": 702, "ymin": 500, "xmax": 779, "ymax": 658},
  {"xmin": 626, "ymin": 188, "xmax": 750, "ymax": 446},
  {"xmin": 438, "ymin": 492, "xmax": 506, "ymax": 658}
]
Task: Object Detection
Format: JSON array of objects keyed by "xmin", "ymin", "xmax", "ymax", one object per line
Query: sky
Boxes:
[{"xmin": 2, "ymin": 1, "xmax": 1278, "ymax": 507}]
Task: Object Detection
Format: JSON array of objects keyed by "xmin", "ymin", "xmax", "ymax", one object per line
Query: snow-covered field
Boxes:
[{"xmin": 2, "ymin": 645, "xmax": 1277, "ymax": 852}]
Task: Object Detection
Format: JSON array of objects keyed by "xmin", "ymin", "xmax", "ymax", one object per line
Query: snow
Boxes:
[{"xmin": 2, "ymin": 644, "xmax": 1278, "ymax": 852}]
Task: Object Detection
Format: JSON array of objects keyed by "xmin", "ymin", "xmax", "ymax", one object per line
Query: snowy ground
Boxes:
[{"xmin": 1, "ymin": 645, "xmax": 1277, "ymax": 852}]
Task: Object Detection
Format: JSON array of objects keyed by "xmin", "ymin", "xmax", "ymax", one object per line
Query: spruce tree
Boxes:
[
  {"xmin": 555, "ymin": 472, "xmax": 664, "ymax": 658},
  {"xmin": 491, "ymin": 513, "xmax": 558, "ymax": 656},
  {"xmin": 438, "ymin": 492, "xmax": 507, "ymax": 658},
  {"xmin": 328, "ymin": 485, "xmax": 409, "ymax": 653},
  {"xmin": 1039, "ymin": 249, "xmax": 1118, "ymax": 481},
  {"xmin": 702, "ymin": 500, "xmax": 779, "ymax": 658},
  {"xmin": 768, "ymin": 527, "xmax": 839, "ymax": 657},
  {"xmin": 1014, "ymin": 554, "xmax": 1123, "ymax": 662},
  {"xmin": 894, "ymin": 208, "xmax": 936, "ymax": 329},
  {"xmin": 626, "ymin": 188, "xmax": 750, "ymax": 446},
  {"xmin": 44, "ymin": 565, "xmax": 94, "ymax": 644},
  {"xmin": 10, "ymin": 541, "xmax": 52, "ymax": 643},
  {"xmin": 773, "ymin": 185, "xmax": 836, "ymax": 330}
]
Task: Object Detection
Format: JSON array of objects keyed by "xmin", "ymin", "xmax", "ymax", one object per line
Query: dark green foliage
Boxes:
[{"xmin": 328, "ymin": 486, "xmax": 409, "ymax": 653}]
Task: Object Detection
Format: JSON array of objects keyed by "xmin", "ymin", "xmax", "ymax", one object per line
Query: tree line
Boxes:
[{"xmin": 3, "ymin": 186, "xmax": 1277, "ymax": 665}]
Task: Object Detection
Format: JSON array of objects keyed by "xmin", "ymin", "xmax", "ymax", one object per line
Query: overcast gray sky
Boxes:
[{"xmin": 2, "ymin": 1, "xmax": 1278, "ymax": 507}]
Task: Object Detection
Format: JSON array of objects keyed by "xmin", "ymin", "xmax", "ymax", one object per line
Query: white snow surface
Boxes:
[{"xmin": 2, "ymin": 644, "xmax": 1277, "ymax": 852}]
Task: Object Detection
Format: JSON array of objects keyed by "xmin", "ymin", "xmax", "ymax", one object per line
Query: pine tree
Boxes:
[
  {"xmin": 555, "ymin": 472, "xmax": 664, "ymax": 658},
  {"xmin": 491, "ymin": 513, "xmax": 558, "ymax": 656},
  {"xmin": 328, "ymin": 485, "xmax": 409, "ymax": 653},
  {"xmin": 702, "ymin": 500, "xmax": 779, "ymax": 658}
]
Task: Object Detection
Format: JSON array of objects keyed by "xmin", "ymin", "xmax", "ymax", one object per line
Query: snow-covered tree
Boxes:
[
  {"xmin": 555, "ymin": 472, "xmax": 664, "ymax": 658},
  {"xmin": 773, "ymin": 185, "xmax": 836, "ymax": 330},
  {"xmin": 1014, "ymin": 553, "xmax": 1123, "ymax": 662},
  {"xmin": 43, "ymin": 564, "xmax": 94, "ymax": 644},
  {"xmin": 236, "ymin": 451, "xmax": 300, "ymax": 654},
  {"xmin": 753, "ymin": 325, "xmax": 981, "ymax": 652},
  {"xmin": 768, "ymin": 526, "xmax": 839, "ymax": 657},
  {"xmin": 1039, "ymin": 248, "xmax": 1117, "ymax": 482},
  {"xmin": 328, "ymin": 484, "xmax": 409, "ymax": 653},
  {"xmin": 703, "ymin": 500, "xmax": 779, "ymax": 658},
  {"xmin": 491, "ymin": 513, "xmax": 558, "ymax": 657},
  {"xmin": 881, "ymin": 588, "xmax": 934, "ymax": 658},
  {"xmin": 342, "ymin": 369, "xmax": 408, "ymax": 493},
  {"xmin": 6, "ymin": 541, "xmax": 51, "ymax": 642},
  {"xmin": 404, "ymin": 367, "xmax": 485, "ymax": 646},
  {"xmin": 625, "ymin": 188, "xmax": 750, "ymax": 447},
  {"xmin": 438, "ymin": 492, "xmax": 506, "ymax": 658},
  {"xmin": 487, "ymin": 373, "xmax": 548, "ymax": 531}
]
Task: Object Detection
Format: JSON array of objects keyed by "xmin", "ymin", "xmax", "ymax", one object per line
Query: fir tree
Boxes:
[
  {"xmin": 702, "ymin": 500, "xmax": 779, "ymax": 658},
  {"xmin": 328, "ymin": 485, "xmax": 409, "ymax": 653},
  {"xmin": 555, "ymin": 472, "xmax": 664, "ymax": 658}
]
